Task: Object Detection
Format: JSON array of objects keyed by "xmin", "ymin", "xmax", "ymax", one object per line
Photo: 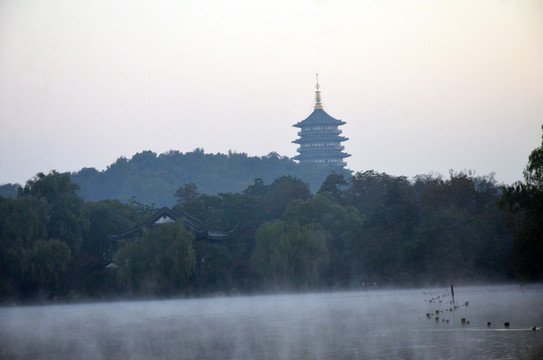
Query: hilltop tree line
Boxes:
[
  {"xmin": 1, "ymin": 129, "xmax": 542, "ymax": 300},
  {"xmin": 68, "ymin": 149, "xmax": 347, "ymax": 207},
  {"xmin": 1, "ymin": 149, "xmax": 347, "ymax": 206}
]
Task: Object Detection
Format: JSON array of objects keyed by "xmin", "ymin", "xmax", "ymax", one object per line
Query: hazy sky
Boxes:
[{"xmin": 1, "ymin": 0, "xmax": 542, "ymax": 186}]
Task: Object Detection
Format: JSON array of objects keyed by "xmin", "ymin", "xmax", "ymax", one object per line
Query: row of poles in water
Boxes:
[{"xmin": 425, "ymin": 284, "xmax": 537, "ymax": 331}]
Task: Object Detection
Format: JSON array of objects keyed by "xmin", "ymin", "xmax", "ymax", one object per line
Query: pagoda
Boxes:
[{"xmin": 292, "ymin": 75, "xmax": 350, "ymax": 167}]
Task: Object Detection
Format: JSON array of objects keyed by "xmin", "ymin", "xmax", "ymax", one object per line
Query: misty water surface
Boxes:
[{"xmin": 1, "ymin": 285, "xmax": 542, "ymax": 359}]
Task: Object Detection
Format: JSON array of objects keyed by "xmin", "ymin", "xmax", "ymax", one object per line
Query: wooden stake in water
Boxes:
[{"xmin": 451, "ymin": 284, "xmax": 455, "ymax": 305}]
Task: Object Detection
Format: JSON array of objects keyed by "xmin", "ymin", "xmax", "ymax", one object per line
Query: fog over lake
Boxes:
[{"xmin": 1, "ymin": 285, "xmax": 542, "ymax": 359}]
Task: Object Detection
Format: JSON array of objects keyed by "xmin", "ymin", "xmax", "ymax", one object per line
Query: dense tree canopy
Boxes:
[
  {"xmin": 19, "ymin": 171, "xmax": 88, "ymax": 254},
  {"xmin": 115, "ymin": 221, "xmax": 196, "ymax": 295},
  {"xmin": 523, "ymin": 126, "xmax": 543, "ymax": 189},
  {"xmin": 0, "ymin": 183, "xmax": 18, "ymax": 198},
  {"xmin": 501, "ymin": 125, "xmax": 543, "ymax": 280},
  {"xmin": 282, "ymin": 193, "xmax": 364, "ymax": 286},
  {"xmin": 69, "ymin": 149, "xmax": 349, "ymax": 207},
  {"xmin": 0, "ymin": 172, "xmax": 152, "ymax": 299},
  {"xmin": 2, "ymin": 137, "xmax": 541, "ymax": 300},
  {"xmin": 251, "ymin": 221, "xmax": 328, "ymax": 290}
]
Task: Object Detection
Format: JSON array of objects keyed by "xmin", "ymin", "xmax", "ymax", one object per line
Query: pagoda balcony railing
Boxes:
[
  {"xmin": 297, "ymin": 145, "xmax": 345, "ymax": 151},
  {"xmin": 299, "ymin": 159, "xmax": 348, "ymax": 167},
  {"xmin": 298, "ymin": 129, "xmax": 342, "ymax": 136}
]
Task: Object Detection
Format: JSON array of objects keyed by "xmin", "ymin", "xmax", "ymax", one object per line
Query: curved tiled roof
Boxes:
[
  {"xmin": 293, "ymin": 109, "xmax": 346, "ymax": 128},
  {"xmin": 107, "ymin": 207, "xmax": 235, "ymax": 241}
]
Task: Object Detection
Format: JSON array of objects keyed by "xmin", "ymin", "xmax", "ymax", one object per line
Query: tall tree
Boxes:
[
  {"xmin": 175, "ymin": 183, "xmax": 200, "ymax": 205},
  {"xmin": 251, "ymin": 221, "xmax": 328, "ymax": 289},
  {"xmin": 265, "ymin": 176, "xmax": 312, "ymax": 220},
  {"xmin": 282, "ymin": 192, "xmax": 364, "ymax": 286},
  {"xmin": 523, "ymin": 126, "xmax": 543, "ymax": 189},
  {"xmin": 19, "ymin": 171, "xmax": 88, "ymax": 253},
  {"xmin": 115, "ymin": 220, "xmax": 196, "ymax": 295},
  {"xmin": 502, "ymin": 125, "xmax": 543, "ymax": 279},
  {"xmin": 29, "ymin": 240, "xmax": 71, "ymax": 295},
  {"xmin": 0, "ymin": 196, "xmax": 49, "ymax": 298},
  {"xmin": 318, "ymin": 171, "xmax": 348, "ymax": 202}
]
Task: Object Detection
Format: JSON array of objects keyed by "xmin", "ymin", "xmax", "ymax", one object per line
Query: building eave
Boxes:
[
  {"xmin": 293, "ymin": 109, "xmax": 345, "ymax": 127},
  {"xmin": 107, "ymin": 207, "xmax": 235, "ymax": 242}
]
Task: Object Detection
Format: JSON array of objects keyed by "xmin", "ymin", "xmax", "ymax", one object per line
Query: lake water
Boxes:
[{"xmin": 1, "ymin": 285, "xmax": 542, "ymax": 359}]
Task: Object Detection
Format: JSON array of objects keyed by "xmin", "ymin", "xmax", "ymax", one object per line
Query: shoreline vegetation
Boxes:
[
  {"xmin": 1, "ymin": 128, "xmax": 542, "ymax": 302},
  {"xmin": 3, "ymin": 281, "xmax": 541, "ymax": 308}
]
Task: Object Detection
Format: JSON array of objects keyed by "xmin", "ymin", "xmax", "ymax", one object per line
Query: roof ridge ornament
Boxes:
[{"xmin": 314, "ymin": 73, "xmax": 323, "ymax": 109}]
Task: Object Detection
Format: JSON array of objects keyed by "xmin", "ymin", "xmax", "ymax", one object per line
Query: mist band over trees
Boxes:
[{"xmin": 0, "ymin": 127, "xmax": 542, "ymax": 300}]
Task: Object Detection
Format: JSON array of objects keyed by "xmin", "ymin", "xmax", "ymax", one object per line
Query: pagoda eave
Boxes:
[
  {"xmin": 293, "ymin": 136, "xmax": 348, "ymax": 144},
  {"xmin": 293, "ymin": 152, "xmax": 351, "ymax": 160}
]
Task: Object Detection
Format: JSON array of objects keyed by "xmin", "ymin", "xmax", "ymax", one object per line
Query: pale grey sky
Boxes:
[{"xmin": 1, "ymin": 0, "xmax": 542, "ymax": 185}]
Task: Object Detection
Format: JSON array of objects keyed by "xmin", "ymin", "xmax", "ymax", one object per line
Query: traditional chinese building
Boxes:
[
  {"xmin": 107, "ymin": 207, "xmax": 235, "ymax": 242},
  {"xmin": 292, "ymin": 75, "xmax": 350, "ymax": 167}
]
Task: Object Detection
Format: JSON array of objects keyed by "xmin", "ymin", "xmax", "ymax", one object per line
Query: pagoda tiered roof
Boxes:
[
  {"xmin": 293, "ymin": 108, "xmax": 346, "ymax": 128},
  {"xmin": 293, "ymin": 134, "xmax": 348, "ymax": 144}
]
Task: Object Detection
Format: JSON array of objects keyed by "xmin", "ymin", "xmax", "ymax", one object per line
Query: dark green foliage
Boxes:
[
  {"xmin": 337, "ymin": 170, "xmax": 512, "ymax": 284},
  {"xmin": 115, "ymin": 221, "xmax": 196, "ymax": 295},
  {"xmin": 71, "ymin": 149, "xmax": 349, "ymax": 207},
  {"xmin": 192, "ymin": 241, "xmax": 233, "ymax": 292},
  {"xmin": 0, "ymin": 196, "xmax": 51, "ymax": 298},
  {"xmin": 283, "ymin": 193, "xmax": 364, "ymax": 286},
  {"xmin": 318, "ymin": 171, "xmax": 347, "ymax": 201},
  {"xmin": 356, "ymin": 176, "xmax": 419, "ymax": 282},
  {"xmin": 29, "ymin": 240, "xmax": 71, "ymax": 294},
  {"xmin": 407, "ymin": 207, "xmax": 500, "ymax": 282},
  {"xmin": 0, "ymin": 196, "xmax": 49, "ymax": 250},
  {"xmin": 523, "ymin": 126, "xmax": 543, "ymax": 189},
  {"xmin": 19, "ymin": 171, "xmax": 88, "ymax": 254},
  {"xmin": 0, "ymin": 172, "xmax": 90, "ymax": 298},
  {"xmin": 0, "ymin": 183, "xmax": 19, "ymax": 198},
  {"xmin": 174, "ymin": 176, "xmax": 312, "ymax": 234},
  {"xmin": 502, "ymin": 125, "xmax": 543, "ymax": 280},
  {"xmin": 1, "ymin": 143, "xmax": 539, "ymax": 300},
  {"xmin": 175, "ymin": 183, "xmax": 200, "ymax": 205},
  {"xmin": 251, "ymin": 221, "xmax": 329, "ymax": 289},
  {"xmin": 266, "ymin": 176, "xmax": 312, "ymax": 219},
  {"xmin": 343, "ymin": 170, "xmax": 398, "ymax": 215},
  {"xmin": 173, "ymin": 176, "xmax": 314, "ymax": 292},
  {"xmin": 0, "ymin": 172, "xmax": 156, "ymax": 300},
  {"xmin": 72, "ymin": 200, "xmax": 151, "ymax": 295}
]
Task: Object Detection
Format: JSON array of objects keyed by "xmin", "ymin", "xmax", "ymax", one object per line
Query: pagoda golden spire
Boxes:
[{"xmin": 314, "ymin": 73, "xmax": 323, "ymax": 109}]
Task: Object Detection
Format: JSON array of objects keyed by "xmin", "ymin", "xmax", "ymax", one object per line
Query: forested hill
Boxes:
[
  {"xmin": 1, "ymin": 127, "xmax": 542, "ymax": 300},
  {"xmin": 70, "ymin": 149, "xmax": 349, "ymax": 207}
]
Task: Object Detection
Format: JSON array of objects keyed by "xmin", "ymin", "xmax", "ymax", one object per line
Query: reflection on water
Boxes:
[{"xmin": 0, "ymin": 285, "xmax": 542, "ymax": 359}]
